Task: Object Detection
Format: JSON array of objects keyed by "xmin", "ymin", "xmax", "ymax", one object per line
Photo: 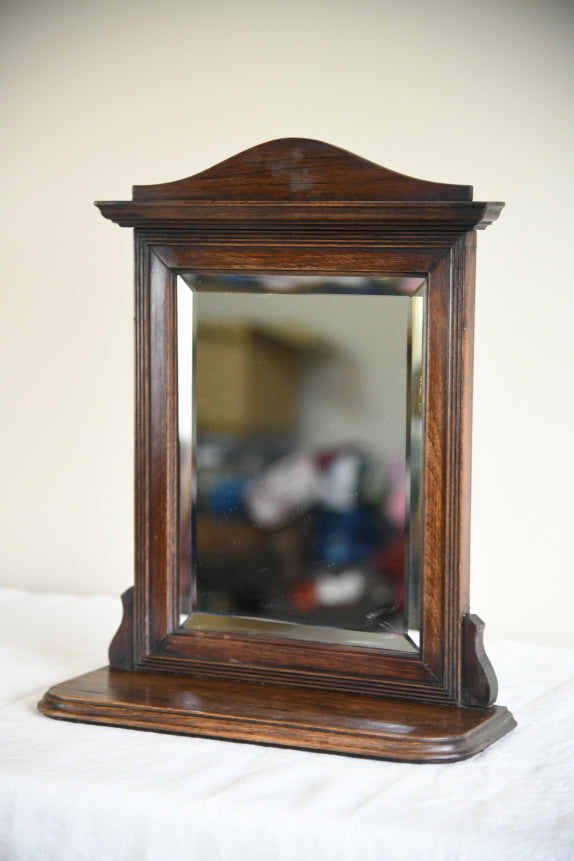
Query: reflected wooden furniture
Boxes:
[
  {"xmin": 39, "ymin": 139, "xmax": 515, "ymax": 760},
  {"xmin": 196, "ymin": 515, "xmax": 302, "ymax": 585}
]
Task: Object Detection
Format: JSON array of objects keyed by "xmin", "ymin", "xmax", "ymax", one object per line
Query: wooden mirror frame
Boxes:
[{"xmin": 40, "ymin": 140, "xmax": 516, "ymax": 761}]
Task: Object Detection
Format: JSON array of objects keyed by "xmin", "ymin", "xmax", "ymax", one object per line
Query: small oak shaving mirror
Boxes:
[{"xmin": 40, "ymin": 140, "xmax": 516, "ymax": 761}]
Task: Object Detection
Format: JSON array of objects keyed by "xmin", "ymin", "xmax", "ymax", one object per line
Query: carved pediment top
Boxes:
[{"xmin": 132, "ymin": 138, "xmax": 473, "ymax": 203}]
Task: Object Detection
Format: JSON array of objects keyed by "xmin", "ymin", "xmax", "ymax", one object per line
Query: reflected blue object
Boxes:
[
  {"xmin": 314, "ymin": 508, "xmax": 377, "ymax": 566},
  {"xmin": 207, "ymin": 477, "xmax": 250, "ymax": 516}
]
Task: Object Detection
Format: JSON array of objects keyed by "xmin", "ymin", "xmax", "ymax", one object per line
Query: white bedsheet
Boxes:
[{"xmin": 0, "ymin": 586, "xmax": 572, "ymax": 861}]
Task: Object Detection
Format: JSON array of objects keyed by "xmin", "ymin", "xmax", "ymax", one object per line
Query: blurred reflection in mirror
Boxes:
[{"xmin": 177, "ymin": 275, "xmax": 425, "ymax": 652}]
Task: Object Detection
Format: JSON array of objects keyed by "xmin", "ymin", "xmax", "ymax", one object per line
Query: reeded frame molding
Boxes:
[{"xmin": 116, "ymin": 241, "xmax": 471, "ymax": 705}]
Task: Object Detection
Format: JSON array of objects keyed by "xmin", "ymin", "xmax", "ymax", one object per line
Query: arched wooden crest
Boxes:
[
  {"xmin": 132, "ymin": 138, "xmax": 472, "ymax": 202},
  {"xmin": 96, "ymin": 138, "xmax": 503, "ymax": 232}
]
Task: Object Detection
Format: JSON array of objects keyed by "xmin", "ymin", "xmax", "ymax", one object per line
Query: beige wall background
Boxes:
[{"xmin": 1, "ymin": 0, "xmax": 573, "ymax": 648}]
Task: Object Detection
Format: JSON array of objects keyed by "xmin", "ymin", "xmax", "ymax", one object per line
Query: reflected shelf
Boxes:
[{"xmin": 181, "ymin": 611, "xmax": 419, "ymax": 653}]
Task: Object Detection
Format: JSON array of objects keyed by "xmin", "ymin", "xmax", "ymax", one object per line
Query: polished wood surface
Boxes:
[
  {"xmin": 131, "ymin": 138, "xmax": 474, "ymax": 202},
  {"xmin": 461, "ymin": 614, "xmax": 498, "ymax": 707},
  {"xmin": 40, "ymin": 139, "xmax": 514, "ymax": 761},
  {"xmin": 39, "ymin": 668, "xmax": 516, "ymax": 763},
  {"xmin": 101, "ymin": 142, "xmax": 502, "ymax": 706}
]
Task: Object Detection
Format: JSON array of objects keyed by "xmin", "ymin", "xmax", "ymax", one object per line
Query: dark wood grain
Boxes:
[
  {"xmin": 461, "ymin": 614, "xmax": 498, "ymax": 707},
  {"xmin": 108, "ymin": 587, "xmax": 134, "ymax": 669},
  {"xmin": 113, "ymin": 141, "xmax": 506, "ymax": 709},
  {"xmin": 39, "ymin": 668, "xmax": 516, "ymax": 763},
  {"xmin": 96, "ymin": 201, "xmax": 504, "ymax": 232},
  {"xmin": 131, "ymin": 138, "xmax": 473, "ymax": 202},
  {"xmin": 130, "ymin": 240, "xmax": 449, "ymax": 704},
  {"xmin": 40, "ymin": 139, "xmax": 514, "ymax": 761}
]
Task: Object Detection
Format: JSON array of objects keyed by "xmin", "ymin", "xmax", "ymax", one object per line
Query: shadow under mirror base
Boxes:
[{"xmin": 39, "ymin": 668, "xmax": 516, "ymax": 763}]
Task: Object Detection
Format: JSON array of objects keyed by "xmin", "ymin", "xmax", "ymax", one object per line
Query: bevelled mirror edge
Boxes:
[{"xmin": 176, "ymin": 274, "xmax": 426, "ymax": 656}]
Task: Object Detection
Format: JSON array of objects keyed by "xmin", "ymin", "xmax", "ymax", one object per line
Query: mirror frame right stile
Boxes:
[{"xmin": 39, "ymin": 139, "xmax": 516, "ymax": 761}]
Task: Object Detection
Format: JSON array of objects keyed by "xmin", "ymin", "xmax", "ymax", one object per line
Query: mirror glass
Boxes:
[{"xmin": 177, "ymin": 274, "xmax": 425, "ymax": 652}]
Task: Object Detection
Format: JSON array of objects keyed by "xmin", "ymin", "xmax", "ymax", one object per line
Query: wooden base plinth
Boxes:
[{"xmin": 39, "ymin": 667, "xmax": 516, "ymax": 763}]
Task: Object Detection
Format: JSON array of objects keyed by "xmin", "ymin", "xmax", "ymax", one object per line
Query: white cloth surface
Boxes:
[{"xmin": 0, "ymin": 586, "xmax": 572, "ymax": 861}]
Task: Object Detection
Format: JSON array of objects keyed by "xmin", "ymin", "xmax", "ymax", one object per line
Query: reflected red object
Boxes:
[
  {"xmin": 290, "ymin": 580, "xmax": 318, "ymax": 612},
  {"xmin": 374, "ymin": 533, "xmax": 405, "ymax": 608}
]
